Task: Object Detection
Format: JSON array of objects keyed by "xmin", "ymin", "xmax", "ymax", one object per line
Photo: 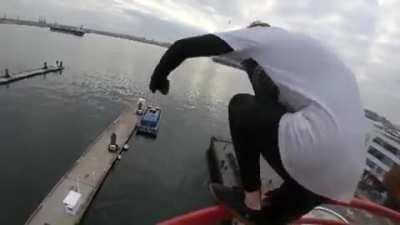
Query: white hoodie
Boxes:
[{"xmin": 216, "ymin": 27, "xmax": 367, "ymax": 201}]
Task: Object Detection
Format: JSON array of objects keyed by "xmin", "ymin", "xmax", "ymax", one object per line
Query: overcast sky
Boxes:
[{"xmin": 2, "ymin": 0, "xmax": 400, "ymax": 123}]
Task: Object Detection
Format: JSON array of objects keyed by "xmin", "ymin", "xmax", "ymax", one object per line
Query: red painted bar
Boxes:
[
  {"xmin": 330, "ymin": 198, "xmax": 400, "ymax": 222},
  {"xmin": 158, "ymin": 198, "xmax": 400, "ymax": 225}
]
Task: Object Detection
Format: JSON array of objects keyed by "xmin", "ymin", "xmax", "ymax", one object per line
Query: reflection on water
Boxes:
[{"xmin": 0, "ymin": 25, "xmax": 252, "ymax": 225}]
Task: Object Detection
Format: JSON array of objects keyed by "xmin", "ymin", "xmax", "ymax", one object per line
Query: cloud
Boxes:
[
  {"xmin": 114, "ymin": 0, "xmax": 225, "ymax": 32},
  {"xmin": 1, "ymin": 0, "xmax": 400, "ymax": 123}
]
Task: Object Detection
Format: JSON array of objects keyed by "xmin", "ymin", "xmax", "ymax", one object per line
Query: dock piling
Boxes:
[
  {"xmin": 111, "ymin": 133, "xmax": 117, "ymax": 145},
  {"xmin": 5, "ymin": 68, "xmax": 10, "ymax": 78},
  {"xmin": 108, "ymin": 133, "xmax": 119, "ymax": 152},
  {"xmin": 43, "ymin": 62, "xmax": 47, "ymax": 69}
]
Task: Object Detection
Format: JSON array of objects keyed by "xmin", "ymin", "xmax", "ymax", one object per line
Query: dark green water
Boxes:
[{"xmin": 0, "ymin": 25, "xmax": 252, "ymax": 225}]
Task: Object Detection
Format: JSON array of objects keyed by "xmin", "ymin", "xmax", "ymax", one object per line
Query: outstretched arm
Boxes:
[
  {"xmin": 153, "ymin": 34, "xmax": 233, "ymax": 79},
  {"xmin": 150, "ymin": 34, "xmax": 233, "ymax": 93}
]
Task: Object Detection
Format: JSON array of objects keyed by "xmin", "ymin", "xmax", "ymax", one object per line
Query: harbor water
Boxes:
[{"xmin": 0, "ymin": 24, "xmax": 252, "ymax": 225}]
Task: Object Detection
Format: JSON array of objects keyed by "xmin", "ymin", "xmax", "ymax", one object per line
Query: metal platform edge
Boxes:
[{"xmin": 206, "ymin": 136, "xmax": 242, "ymax": 188}]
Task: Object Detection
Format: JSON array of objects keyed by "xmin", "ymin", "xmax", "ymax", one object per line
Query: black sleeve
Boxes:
[{"xmin": 152, "ymin": 34, "xmax": 233, "ymax": 79}]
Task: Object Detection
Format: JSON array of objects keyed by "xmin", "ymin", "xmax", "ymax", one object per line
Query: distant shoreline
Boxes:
[
  {"xmin": 0, "ymin": 17, "xmax": 241, "ymax": 71},
  {"xmin": 0, "ymin": 17, "xmax": 171, "ymax": 48}
]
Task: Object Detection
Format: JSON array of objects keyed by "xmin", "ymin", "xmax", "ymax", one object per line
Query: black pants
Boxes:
[{"xmin": 228, "ymin": 93, "xmax": 327, "ymax": 224}]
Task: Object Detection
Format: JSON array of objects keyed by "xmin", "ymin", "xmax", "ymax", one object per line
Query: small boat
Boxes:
[
  {"xmin": 49, "ymin": 24, "xmax": 85, "ymax": 37},
  {"xmin": 135, "ymin": 98, "xmax": 161, "ymax": 138}
]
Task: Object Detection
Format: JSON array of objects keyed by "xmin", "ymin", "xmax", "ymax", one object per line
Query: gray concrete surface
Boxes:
[{"xmin": 24, "ymin": 109, "xmax": 137, "ymax": 225}]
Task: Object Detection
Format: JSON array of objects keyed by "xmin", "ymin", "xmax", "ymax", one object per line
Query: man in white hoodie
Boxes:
[{"xmin": 149, "ymin": 21, "xmax": 366, "ymax": 224}]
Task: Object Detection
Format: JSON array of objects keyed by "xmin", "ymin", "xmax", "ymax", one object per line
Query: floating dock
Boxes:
[
  {"xmin": 0, "ymin": 65, "xmax": 64, "ymax": 85},
  {"xmin": 24, "ymin": 109, "xmax": 138, "ymax": 225}
]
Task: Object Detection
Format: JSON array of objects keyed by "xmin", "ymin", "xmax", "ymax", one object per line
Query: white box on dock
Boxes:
[{"xmin": 63, "ymin": 190, "xmax": 82, "ymax": 215}]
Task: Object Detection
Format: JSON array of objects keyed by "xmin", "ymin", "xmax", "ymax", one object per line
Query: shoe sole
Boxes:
[{"xmin": 208, "ymin": 184, "xmax": 257, "ymax": 225}]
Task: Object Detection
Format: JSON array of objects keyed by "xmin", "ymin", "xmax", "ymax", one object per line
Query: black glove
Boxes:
[{"xmin": 149, "ymin": 75, "xmax": 170, "ymax": 95}]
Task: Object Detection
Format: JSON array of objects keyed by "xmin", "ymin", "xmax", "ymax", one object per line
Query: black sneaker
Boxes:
[
  {"xmin": 261, "ymin": 188, "xmax": 280, "ymax": 209},
  {"xmin": 209, "ymin": 183, "xmax": 265, "ymax": 225}
]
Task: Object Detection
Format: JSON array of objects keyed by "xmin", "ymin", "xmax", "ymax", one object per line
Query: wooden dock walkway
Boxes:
[
  {"xmin": 0, "ymin": 65, "xmax": 63, "ymax": 85},
  {"xmin": 24, "ymin": 109, "xmax": 138, "ymax": 225}
]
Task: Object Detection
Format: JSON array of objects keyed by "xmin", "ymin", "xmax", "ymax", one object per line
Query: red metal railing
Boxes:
[
  {"xmin": 158, "ymin": 198, "xmax": 400, "ymax": 225},
  {"xmin": 331, "ymin": 198, "xmax": 400, "ymax": 221}
]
